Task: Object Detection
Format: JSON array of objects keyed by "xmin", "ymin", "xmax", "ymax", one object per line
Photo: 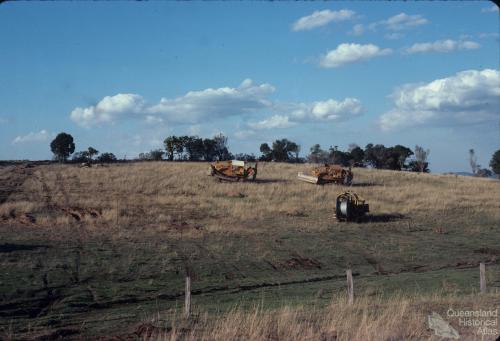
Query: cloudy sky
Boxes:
[{"xmin": 0, "ymin": 1, "xmax": 499, "ymax": 172}]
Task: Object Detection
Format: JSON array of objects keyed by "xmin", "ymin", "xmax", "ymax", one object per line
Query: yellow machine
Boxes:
[
  {"xmin": 334, "ymin": 192, "xmax": 369, "ymax": 222},
  {"xmin": 298, "ymin": 164, "xmax": 353, "ymax": 185},
  {"xmin": 208, "ymin": 160, "xmax": 257, "ymax": 182}
]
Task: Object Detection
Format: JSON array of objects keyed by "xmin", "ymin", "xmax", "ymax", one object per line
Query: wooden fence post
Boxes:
[
  {"xmin": 480, "ymin": 263, "xmax": 486, "ymax": 294},
  {"xmin": 346, "ymin": 269, "xmax": 354, "ymax": 305},
  {"xmin": 185, "ymin": 276, "xmax": 191, "ymax": 317}
]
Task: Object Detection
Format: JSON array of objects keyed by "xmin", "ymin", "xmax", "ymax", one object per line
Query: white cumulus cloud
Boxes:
[
  {"xmin": 370, "ymin": 12, "xmax": 428, "ymax": 31},
  {"xmin": 248, "ymin": 115, "xmax": 295, "ymax": 130},
  {"xmin": 70, "ymin": 93, "xmax": 145, "ymax": 127},
  {"xmin": 292, "ymin": 9, "xmax": 355, "ymax": 31},
  {"xmin": 148, "ymin": 79, "xmax": 274, "ymax": 123},
  {"xmin": 247, "ymin": 97, "xmax": 363, "ymax": 132},
  {"xmin": 320, "ymin": 43, "xmax": 392, "ymax": 68},
  {"xmin": 404, "ymin": 39, "xmax": 480, "ymax": 54},
  {"xmin": 12, "ymin": 130, "xmax": 54, "ymax": 144},
  {"xmin": 310, "ymin": 98, "xmax": 363, "ymax": 120},
  {"xmin": 379, "ymin": 69, "xmax": 500, "ymax": 131},
  {"xmin": 69, "ymin": 79, "xmax": 275, "ymax": 127}
]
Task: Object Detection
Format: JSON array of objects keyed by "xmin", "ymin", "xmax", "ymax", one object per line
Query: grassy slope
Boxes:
[{"xmin": 0, "ymin": 162, "xmax": 499, "ymax": 339}]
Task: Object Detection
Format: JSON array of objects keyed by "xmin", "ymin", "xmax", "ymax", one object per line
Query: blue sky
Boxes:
[{"xmin": 0, "ymin": 1, "xmax": 499, "ymax": 172}]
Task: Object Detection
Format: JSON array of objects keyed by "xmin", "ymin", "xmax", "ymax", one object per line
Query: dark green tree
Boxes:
[
  {"xmin": 50, "ymin": 132, "xmax": 75, "ymax": 162},
  {"xmin": 185, "ymin": 137, "xmax": 204, "ymax": 161},
  {"xmin": 271, "ymin": 139, "xmax": 299, "ymax": 162},
  {"xmin": 490, "ymin": 150, "xmax": 500, "ymax": 177},
  {"xmin": 87, "ymin": 147, "xmax": 99, "ymax": 163},
  {"xmin": 349, "ymin": 146, "xmax": 365, "ymax": 166},
  {"xmin": 149, "ymin": 149, "xmax": 165, "ymax": 161},
  {"xmin": 393, "ymin": 145, "xmax": 413, "ymax": 170},
  {"xmin": 202, "ymin": 138, "xmax": 217, "ymax": 161},
  {"xmin": 259, "ymin": 143, "xmax": 273, "ymax": 161},
  {"xmin": 476, "ymin": 168, "xmax": 492, "ymax": 178},
  {"xmin": 364, "ymin": 144, "xmax": 387, "ymax": 169},
  {"xmin": 97, "ymin": 152, "xmax": 117, "ymax": 163},
  {"xmin": 233, "ymin": 153, "xmax": 256, "ymax": 161},
  {"xmin": 164, "ymin": 136, "xmax": 176, "ymax": 161},
  {"xmin": 71, "ymin": 151, "xmax": 88, "ymax": 163},
  {"xmin": 287, "ymin": 141, "xmax": 300, "ymax": 162},
  {"xmin": 329, "ymin": 146, "xmax": 351, "ymax": 166}
]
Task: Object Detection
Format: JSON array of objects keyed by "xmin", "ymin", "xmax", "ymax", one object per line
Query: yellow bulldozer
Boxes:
[
  {"xmin": 208, "ymin": 160, "xmax": 258, "ymax": 182},
  {"xmin": 297, "ymin": 164, "xmax": 353, "ymax": 185}
]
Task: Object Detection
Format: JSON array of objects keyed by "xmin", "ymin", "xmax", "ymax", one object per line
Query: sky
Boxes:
[{"xmin": 0, "ymin": 1, "xmax": 499, "ymax": 172}]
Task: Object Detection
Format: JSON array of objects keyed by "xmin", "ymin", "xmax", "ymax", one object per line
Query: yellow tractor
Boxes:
[
  {"xmin": 298, "ymin": 164, "xmax": 353, "ymax": 185},
  {"xmin": 208, "ymin": 160, "xmax": 258, "ymax": 182},
  {"xmin": 334, "ymin": 192, "xmax": 369, "ymax": 222}
]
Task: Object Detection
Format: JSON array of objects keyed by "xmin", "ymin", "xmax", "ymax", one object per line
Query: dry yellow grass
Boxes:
[
  {"xmin": 141, "ymin": 292, "xmax": 499, "ymax": 341},
  {"xmin": 3, "ymin": 161, "xmax": 499, "ymax": 235}
]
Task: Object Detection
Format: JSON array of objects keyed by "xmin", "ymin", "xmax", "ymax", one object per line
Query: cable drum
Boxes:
[
  {"xmin": 340, "ymin": 200, "xmax": 349, "ymax": 217},
  {"xmin": 334, "ymin": 191, "xmax": 369, "ymax": 222}
]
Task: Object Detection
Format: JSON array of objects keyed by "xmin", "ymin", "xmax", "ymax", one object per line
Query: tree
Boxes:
[
  {"xmin": 259, "ymin": 143, "xmax": 273, "ymax": 161},
  {"xmin": 97, "ymin": 152, "xmax": 117, "ymax": 163},
  {"xmin": 233, "ymin": 153, "xmax": 256, "ymax": 162},
  {"xmin": 349, "ymin": 146, "xmax": 365, "ymax": 166},
  {"xmin": 71, "ymin": 151, "xmax": 88, "ymax": 163},
  {"xmin": 259, "ymin": 139, "xmax": 300, "ymax": 162},
  {"xmin": 271, "ymin": 139, "xmax": 299, "ymax": 162},
  {"xmin": 414, "ymin": 145, "xmax": 430, "ymax": 173},
  {"xmin": 87, "ymin": 147, "xmax": 98, "ymax": 163},
  {"xmin": 476, "ymin": 168, "xmax": 492, "ymax": 178},
  {"xmin": 469, "ymin": 149, "xmax": 478, "ymax": 175},
  {"xmin": 490, "ymin": 150, "xmax": 500, "ymax": 178},
  {"xmin": 328, "ymin": 146, "xmax": 351, "ymax": 166},
  {"xmin": 164, "ymin": 136, "xmax": 176, "ymax": 161},
  {"xmin": 202, "ymin": 138, "xmax": 217, "ymax": 161},
  {"xmin": 149, "ymin": 149, "xmax": 165, "ymax": 161},
  {"xmin": 213, "ymin": 133, "xmax": 231, "ymax": 160},
  {"xmin": 287, "ymin": 141, "xmax": 300, "ymax": 162},
  {"xmin": 307, "ymin": 144, "xmax": 330, "ymax": 164},
  {"xmin": 364, "ymin": 144, "xmax": 386, "ymax": 169},
  {"xmin": 393, "ymin": 145, "xmax": 413, "ymax": 170},
  {"xmin": 408, "ymin": 160, "xmax": 429, "ymax": 173},
  {"xmin": 139, "ymin": 149, "xmax": 164, "ymax": 161},
  {"xmin": 184, "ymin": 137, "xmax": 204, "ymax": 161},
  {"xmin": 50, "ymin": 132, "xmax": 75, "ymax": 162},
  {"xmin": 363, "ymin": 144, "xmax": 413, "ymax": 170},
  {"xmin": 347, "ymin": 143, "xmax": 360, "ymax": 153}
]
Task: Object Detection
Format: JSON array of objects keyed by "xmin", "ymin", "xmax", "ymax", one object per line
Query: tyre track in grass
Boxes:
[{"xmin": 0, "ymin": 164, "xmax": 35, "ymax": 205}]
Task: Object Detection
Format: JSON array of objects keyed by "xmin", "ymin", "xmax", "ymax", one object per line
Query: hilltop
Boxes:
[{"xmin": 0, "ymin": 162, "xmax": 499, "ymax": 339}]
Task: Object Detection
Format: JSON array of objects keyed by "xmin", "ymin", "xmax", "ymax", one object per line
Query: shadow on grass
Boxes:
[
  {"xmin": 253, "ymin": 179, "xmax": 290, "ymax": 184},
  {"xmin": 360, "ymin": 213, "xmax": 405, "ymax": 223},
  {"xmin": 350, "ymin": 182, "xmax": 378, "ymax": 187},
  {"xmin": 0, "ymin": 243, "xmax": 50, "ymax": 253}
]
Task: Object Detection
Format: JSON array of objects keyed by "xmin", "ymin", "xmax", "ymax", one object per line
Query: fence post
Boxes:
[
  {"xmin": 346, "ymin": 269, "xmax": 354, "ymax": 305},
  {"xmin": 185, "ymin": 275, "xmax": 191, "ymax": 317},
  {"xmin": 480, "ymin": 263, "xmax": 486, "ymax": 294}
]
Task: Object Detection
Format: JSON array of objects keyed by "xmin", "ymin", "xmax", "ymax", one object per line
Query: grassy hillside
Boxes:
[{"xmin": 0, "ymin": 162, "xmax": 499, "ymax": 339}]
